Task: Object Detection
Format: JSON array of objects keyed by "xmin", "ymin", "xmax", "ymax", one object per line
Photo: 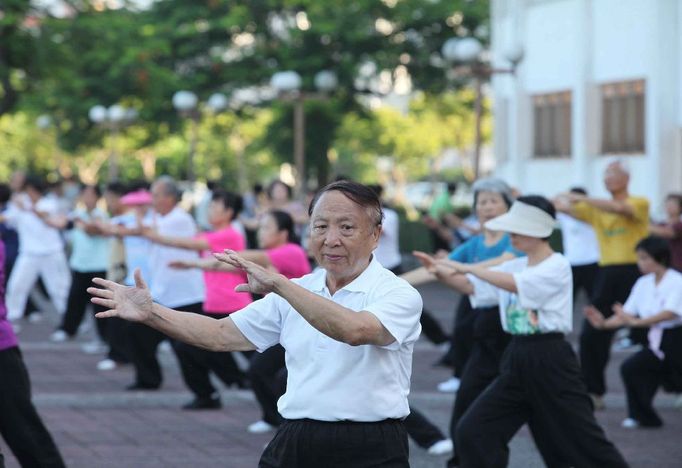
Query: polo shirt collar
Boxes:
[{"xmin": 310, "ymin": 255, "xmax": 381, "ymax": 294}]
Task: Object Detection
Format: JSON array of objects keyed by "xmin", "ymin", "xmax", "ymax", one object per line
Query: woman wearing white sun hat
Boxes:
[{"xmin": 426, "ymin": 195, "xmax": 627, "ymax": 468}]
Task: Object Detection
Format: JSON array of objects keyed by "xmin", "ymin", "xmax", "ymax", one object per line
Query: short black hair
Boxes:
[
  {"xmin": 569, "ymin": 186, "xmax": 587, "ymax": 196},
  {"xmin": 268, "ymin": 210, "xmax": 299, "ymax": 245},
  {"xmin": 636, "ymin": 235, "xmax": 671, "ymax": 267},
  {"xmin": 24, "ymin": 175, "xmax": 47, "ymax": 194},
  {"xmin": 0, "ymin": 183, "xmax": 10, "ymax": 204},
  {"xmin": 106, "ymin": 181, "xmax": 128, "ymax": 196},
  {"xmin": 212, "ymin": 190, "xmax": 243, "ymax": 216},
  {"xmin": 309, "ymin": 180, "xmax": 384, "ymax": 226},
  {"xmin": 368, "ymin": 184, "xmax": 384, "ymax": 198},
  {"xmin": 266, "ymin": 180, "xmax": 292, "ymax": 200},
  {"xmin": 447, "ymin": 182, "xmax": 458, "ymax": 193}
]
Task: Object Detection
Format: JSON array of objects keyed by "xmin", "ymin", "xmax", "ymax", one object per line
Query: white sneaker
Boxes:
[
  {"xmin": 437, "ymin": 377, "xmax": 461, "ymax": 393},
  {"xmin": 621, "ymin": 418, "xmax": 639, "ymax": 429},
  {"xmin": 96, "ymin": 359, "xmax": 117, "ymax": 371},
  {"xmin": 248, "ymin": 420, "xmax": 276, "ymax": 434},
  {"xmin": 427, "ymin": 439, "xmax": 454, "ymax": 456},
  {"xmin": 81, "ymin": 341, "xmax": 107, "ymax": 354},
  {"xmin": 50, "ymin": 330, "xmax": 69, "ymax": 342},
  {"xmin": 27, "ymin": 313, "xmax": 44, "ymax": 323}
]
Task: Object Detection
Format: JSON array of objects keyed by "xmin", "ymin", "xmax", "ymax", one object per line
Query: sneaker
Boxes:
[
  {"xmin": 427, "ymin": 439, "xmax": 454, "ymax": 456},
  {"xmin": 50, "ymin": 330, "xmax": 69, "ymax": 342},
  {"xmin": 590, "ymin": 394, "xmax": 605, "ymax": 411},
  {"xmin": 437, "ymin": 377, "xmax": 461, "ymax": 393},
  {"xmin": 621, "ymin": 418, "xmax": 639, "ymax": 429},
  {"xmin": 96, "ymin": 359, "xmax": 117, "ymax": 371},
  {"xmin": 27, "ymin": 313, "xmax": 44, "ymax": 323},
  {"xmin": 81, "ymin": 341, "xmax": 108, "ymax": 355},
  {"xmin": 182, "ymin": 395, "xmax": 222, "ymax": 410},
  {"xmin": 248, "ymin": 420, "xmax": 276, "ymax": 434}
]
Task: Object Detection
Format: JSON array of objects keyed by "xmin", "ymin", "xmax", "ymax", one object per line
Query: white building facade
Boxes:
[{"xmin": 491, "ymin": 0, "xmax": 682, "ymax": 213}]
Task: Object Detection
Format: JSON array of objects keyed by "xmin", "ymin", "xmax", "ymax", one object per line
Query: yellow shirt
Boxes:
[{"xmin": 572, "ymin": 197, "xmax": 649, "ymax": 266}]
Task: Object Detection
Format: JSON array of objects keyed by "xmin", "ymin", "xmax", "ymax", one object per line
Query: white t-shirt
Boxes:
[
  {"xmin": 556, "ymin": 213, "xmax": 600, "ymax": 266},
  {"xmin": 469, "ymin": 253, "xmax": 573, "ymax": 335},
  {"xmin": 4, "ymin": 197, "xmax": 65, "ymax": 255},
  {"xmin": 374, "ymin": 207, "xmax": 402, "ymax": 270},
  {"xmin": 230, "ymin": 256, "xmax": 422, "ymax": 422},
  {"xmin": 623, "ymin": 269, "xmax": 682, "ymax": 359},
  {"xmin": 148, "ymin": 206, "xmax": 205, "ymax": 308}
]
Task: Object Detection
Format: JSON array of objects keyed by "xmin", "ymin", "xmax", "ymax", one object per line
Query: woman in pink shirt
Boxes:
[
  {"xmin": 173, "ymin": 210, "xmax": 311, "ymax": 430},
  {"xmin": 144, "ymin": 190, "xmax": 251, "ymax": 409}
]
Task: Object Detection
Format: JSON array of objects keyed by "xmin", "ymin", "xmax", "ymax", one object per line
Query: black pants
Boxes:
[
  {"xmin": 450, "ymin": 296, "xmax": 476, "ymax": 377},
  {"xmin": 128, "ymin": 301, "xmax": 203, "ymax": 388},
  {"xmin": 0, "ymin": 347, "xmax": 65, "ymax": 468},
  {"xmin": 174, "ymin": 310, "xmax": 247, "ymax": 399},
  {"xmin": 580, "ymin": 264, "xmax": 640, "ymax": 396},
  {"xmin": 249, "ymin": 344, "xmax": 287, "ymax": 426},
  {"xmin": 260, "ymin": 418, "xmax": 409, "ymax": 467},
  {"xmin": 60, "ymin": 270, "xmax": 107, "ymax": 339},
  {"xmin": 621, "ymin": 326, "xmax": 682, "ymax": 427},
  {"xmin": 404, "ymin": 407, "xmax": 445, "ymax": 449},
  {"xmin": 571, "ymin": 262, "xmax": 599, "ymax": 300},
  {"xmin": 456, "ymin": 334, "xmax": 628, "ymax": 468},
  {"xmin": 105, "ymin": 317, "xmax": 131, "ymax": 363},
  {"xmin": 448, "ymin": 306, "xmax": 510, "ymax": 466}
]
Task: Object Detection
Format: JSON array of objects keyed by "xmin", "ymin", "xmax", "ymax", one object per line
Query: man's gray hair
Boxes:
[
  {"xmin": 605, "ymin": 157, "xmax": 630, "ymax": 176},
  {"xmin": 154, "ymin": 175, "xmax": 181, "ymax": 201}
]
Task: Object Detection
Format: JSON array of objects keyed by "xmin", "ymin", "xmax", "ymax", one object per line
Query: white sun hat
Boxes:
[{"xmin": 484, "ymin": 201, "xmax": 555, "ymax": 238}]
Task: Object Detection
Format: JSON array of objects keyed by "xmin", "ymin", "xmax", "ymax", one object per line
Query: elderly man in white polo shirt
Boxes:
[{"xmin": 89, "ymin": 180, "xmax": 422, "ymax": 467}]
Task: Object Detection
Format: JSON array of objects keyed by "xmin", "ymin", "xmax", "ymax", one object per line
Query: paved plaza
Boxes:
[{"xmin": 2, "ymin": 282, "xmax": 681, "ymax": 467}]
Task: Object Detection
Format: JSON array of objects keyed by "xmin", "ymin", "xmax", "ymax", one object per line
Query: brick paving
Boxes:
[{"xmin": 2, "ymin": 282, "xmax": 681, "ymax": 467}]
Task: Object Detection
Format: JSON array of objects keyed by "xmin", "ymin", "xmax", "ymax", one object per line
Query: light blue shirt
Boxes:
[{"xmin": 68, "ymin": 208, "xmax": 110, "ymax": 272}]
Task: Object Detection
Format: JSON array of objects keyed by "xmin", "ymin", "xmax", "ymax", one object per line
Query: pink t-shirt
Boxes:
[
  {"xmin": 267, "ymin": 243, "xmax": 311, "ymax": 279},
  {"xmin": 198, "ymin": 227, "xmax": 253, "ymax": 314}
]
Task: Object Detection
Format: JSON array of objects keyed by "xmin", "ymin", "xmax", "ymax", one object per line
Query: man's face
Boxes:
[
  {"xmin": 151, "ymin": 182, "xmax": 175, "ymax": 215},
  {"xmin": 309, "ymin": 191, "xmax": 380, "ymax": 286},
  {"xmin": 603, "ymin": 163, "xmax": 629, "ymax": 193}
]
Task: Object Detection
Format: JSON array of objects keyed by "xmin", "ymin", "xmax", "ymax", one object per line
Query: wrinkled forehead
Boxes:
[{"xmin": 311, "ymin": 191, "xmax": 374, "ymax": 223}]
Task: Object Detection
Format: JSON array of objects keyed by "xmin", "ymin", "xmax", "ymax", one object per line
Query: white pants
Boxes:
[{"xmin": 7, "ymin": 251, "xmax": 71, "ymax": 321}]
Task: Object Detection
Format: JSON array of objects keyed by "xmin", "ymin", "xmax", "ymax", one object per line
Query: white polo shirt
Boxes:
[
  {"xmin": 4, "ymin": 197, "xmax": 64, "ymax": 255},
  {"xmin": 230, "ymin": 256, "xmax": 422, "ymax": 422},
  {"xmin": 556, "ymin": 213, "xmax": 600, "ymax": 266},
  {"xmin": 148, "ymin": 206, "xmax": 205, "ymax": 308},
  {"xmin": 623, "ymin": 269, "xmax": 682, "ymax": 359},
  {"xmin": 373, "ymin": 207, "xmax": 402, "ymax": 270},
  {"xmin": 468, "ymin": 253, "xmax": 573, "ymax": 335}
]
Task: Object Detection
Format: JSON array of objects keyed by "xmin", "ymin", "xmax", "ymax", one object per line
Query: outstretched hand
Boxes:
[
  {"xmin": 413, "ymin": 251, "xmax": 437, "ymax": 274},
  {"xmin": 583, "ymin": 305, "xmax": 605, "ymax": 329},
  {"xmin": 214, "ymin": 249, "xmax": 282, "ymax": 295},
  {"xmin": 87, "ymin": 269, "xmax": 154, "ymax": 323}
]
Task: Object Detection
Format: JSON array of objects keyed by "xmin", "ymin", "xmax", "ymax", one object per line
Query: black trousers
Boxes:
[
  {"xmin": 571, "ymin": 262, "xmax": 599, "ymax": 300},
  {"xmin": 128, "ymin": 301, "xmax": 203, "ymax": 388},
  {"xmin": 456, "ymin": 334, "xmax": 628, "ymax": 468},
  {"xmin": 404, "ymin": 407, "xmax": 445, "ymax": 449},
  {"xmin": 60, "ymin": 270, "xmax": 107, "ymax": 339},
  {"xmin": 249, "ymin": 344, "xmax": 287, "ymax": 426},
  {"xmin": 448, "ymin": 306, "xmax": 510, "ymax": 466},
  {"xmin": 580, "ymin": 264, "xmax": 640, "ymax": 396},
  {"xmin": 174, "ymin": 310, "xmax": 247, "ymax": 399},
  {"xmin": 0, "ymin": 347, "xmax": 65, "ymax": 468},
  {"xmin": 450, "ymin": 296, "xmax": 476, "ymax": 377},
  {"xmin": 260, "ymin": 418, "xmax": 409, "ymax": 468},
  {"xmin": 621, "ymin": 326, "xmax": 682, "ymax": 427}
]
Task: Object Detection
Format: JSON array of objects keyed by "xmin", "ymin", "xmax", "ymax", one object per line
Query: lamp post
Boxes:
[
  {"xmin": 172, "ymin": 90, "xmax": 200, "ymax": 182},
  {"xmin": 270, "ymin": 70, "xmax": 338, "ymax": 199},
  {"xmin": 89, "ymin": 103, "xmax": 137, "ymax": 181},
  {"xmin": 442, "ymin": 37, "xmax": 524, "ymax": 179}
]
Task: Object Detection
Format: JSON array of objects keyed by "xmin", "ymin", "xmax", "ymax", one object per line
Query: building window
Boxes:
[
  {"xmin": 532, "ymin": 91, "xmax": 572, "ymax": 158},
  {"xmin": 601, "ymin": 79, "xmax": 645, "ymax": 154}
]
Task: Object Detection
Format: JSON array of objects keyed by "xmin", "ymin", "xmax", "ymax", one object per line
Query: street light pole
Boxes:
[
  {"xmin": 442, "ymin": 38, "xmax": 524, "ymax": 180},
  {"xmin": 293, "ymin": 95, "xmax": 305, "ymax": 200},
  {"xmin": 172, "ymin": 90, "xmax": 199, "ymax": 182}
]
